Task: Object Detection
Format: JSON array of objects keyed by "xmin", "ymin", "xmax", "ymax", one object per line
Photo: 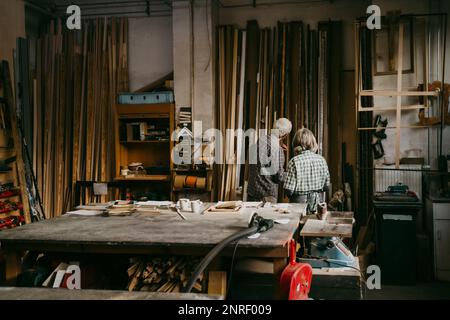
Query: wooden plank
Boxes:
[
  {"xmin": 395, "ymin": 23, "xmax": 404, "ymax": 169},
  {"xmin": 358, "ymin": 125, "xmax": 432, "ymax": 130},
  {"xmin": 218, "ymin": 27, "xmax": 226, "ymax": 200},
  {"xmin": 3, "ymin": 249, "xmax": 21, "ymax": 286},
  {"xmin": 360, "ymin": 90, "xmax": 438, "ymax": 96},
  {"xmin": 358, "ymin": 104, "xmax": 427, "ymax": 112},
  {"xmin": 354, "ymin": 22, "xmax": 360, "ymax": 131},
  {"xmin": 300, "ymin": 219, "xmax": 352, "ymax": 238},
  {"xmin": 272, "ymin": 258, "xmax": 286, "ymax": 300},
  {"xmin": 227, "ymin": 28, "xmax": 238, "ymax": 200},
  {"xmin": 207, "ymin": 271, "xmax": 227, "ymax": 297},
  {"xmin": 235, "ymin": 30, "xmax": 246, "ymax": 190},
  {"xmin": 114, "ymin": 175, "xmax": 170, "ymax": 181}
]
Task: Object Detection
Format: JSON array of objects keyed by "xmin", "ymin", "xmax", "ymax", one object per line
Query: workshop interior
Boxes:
[{"xmin": 0, "ymin": 0, "xmax": 449, "ymax": 301}]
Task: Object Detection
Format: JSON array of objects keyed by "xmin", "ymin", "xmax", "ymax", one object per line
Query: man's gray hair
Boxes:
[{"xmin": 273, "ymin": 118, "xmax": 292, "ymax": 137}]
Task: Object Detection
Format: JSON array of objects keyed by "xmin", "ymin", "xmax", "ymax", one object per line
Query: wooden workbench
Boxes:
[
  {"xmin": 0, "ymin": 203, "xmax": 306, "ymax": 298},
  {"xmin": 0, "ymin": 287, "xmax": 221, "ymax": 300}
]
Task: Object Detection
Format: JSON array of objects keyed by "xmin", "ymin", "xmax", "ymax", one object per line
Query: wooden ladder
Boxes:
[{"xmin": 0, "ymin": 60, "xmax": 32, "ymax": 225}]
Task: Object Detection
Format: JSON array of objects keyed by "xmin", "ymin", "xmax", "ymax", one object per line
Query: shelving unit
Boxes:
[
  {"xmin": 114, "ymin": 103, "xmax": 175, "ymax": 200},
  {"xmin": 355, "ymin": 14, "xmax": 447, "ymax": 168}
]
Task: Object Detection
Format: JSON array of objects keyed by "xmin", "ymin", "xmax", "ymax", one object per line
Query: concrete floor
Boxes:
[{"xmin": 365, "ymin": 281, "xmax": 450, "ymax": 300}]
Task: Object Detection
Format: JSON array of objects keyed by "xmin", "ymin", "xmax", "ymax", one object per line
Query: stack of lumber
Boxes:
[
  {"xmin": 127, "ymin": 256, "xmax": 205, "ymax": 293},
  {"xmin": 215, "ymin": 20, "xmax": 340, "ymax": 201},
  {"xmin": 33, "ymin": 18, "xmax": 129, "ymax": 218},
  {"xmin": 106, "ymin": 203, "xmax": 135, "ymax": 216}
]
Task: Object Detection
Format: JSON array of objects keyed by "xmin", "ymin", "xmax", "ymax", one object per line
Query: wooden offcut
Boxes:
[{"xmin": 207, "ymin": 271, "xmax": 227, "ymax": 297}]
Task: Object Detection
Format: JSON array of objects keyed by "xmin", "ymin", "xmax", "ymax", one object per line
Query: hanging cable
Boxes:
[{"xmin": 184, "ymin": 213, "xmax": 274, "ymax": 293}]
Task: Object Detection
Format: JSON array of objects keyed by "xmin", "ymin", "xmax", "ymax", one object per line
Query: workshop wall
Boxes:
[
  {"xmin": 172, "ymin": 0, "xmax": 216, "ymax": 131},
  {"xmin": 128, "ymin": 16, "xmax": 173, "ymax": 91},
  {"xmin": 0, "ymin": 0, "xmax": 25, "ymax": 93}
]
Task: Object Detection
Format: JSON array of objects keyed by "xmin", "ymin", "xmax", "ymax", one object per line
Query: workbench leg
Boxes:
[
  {"xmin": 273, "ymin": 258, "xmax": 286, "ymax": 300},
  {"xmin": 3, "ymin": 249, "xmax": 21, "ymax": 286}
]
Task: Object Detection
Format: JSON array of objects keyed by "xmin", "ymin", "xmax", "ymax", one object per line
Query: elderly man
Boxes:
[{"xmin": 247, "ymin": 118, "xmax": 292, "ymax": 203}]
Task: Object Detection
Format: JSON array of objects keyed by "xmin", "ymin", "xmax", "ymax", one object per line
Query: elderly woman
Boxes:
[{"xmin": 283, "ymin": 128, "xmax": 330, "ymax": 213}]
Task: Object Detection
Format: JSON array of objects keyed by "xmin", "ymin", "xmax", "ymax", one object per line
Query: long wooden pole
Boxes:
[{"xmin": 395, "ymin": 23, "xmax": 404, "ymax": 169}]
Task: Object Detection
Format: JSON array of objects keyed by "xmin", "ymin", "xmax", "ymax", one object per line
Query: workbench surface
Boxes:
[
  {"xmin": 0, "ymin": 287, "xmax": 221, "ymax": 300},
  {"xmin": 0, "ymin": 204, "xmax": 306, "ymax": 257}
]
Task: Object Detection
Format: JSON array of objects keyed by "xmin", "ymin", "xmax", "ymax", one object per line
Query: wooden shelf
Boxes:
[
  {"xmin": 0, "ymin": 210, "xmax": 21, "ymax": 219},
  {"xmin": 358, "ymin": 105, "xmax": 428, "ymax": 112},
  {"xmin": 360, "ymin": 90, "xmax": 439, "ymax": 97},
  {"xmin": 114, "ymin": 175, "xmax": 171, "ymax": 182},
  {"xmin": 116, "ymin": 103, "xmax": 173, "ymax": 117},
  {"xmin": 115, "ymin": 103, "xmax": 175, "ymax": 199},
  {"xmin": 172, "ymin": 168, "xmax": 213, "ymax": 172},
  {"xmin": 172, "ymin": 188, "xmax": 211, "ymax": 193},
  {"xmin": 357, "ymin": 124, "xmax": 437, "ymax": 130}
]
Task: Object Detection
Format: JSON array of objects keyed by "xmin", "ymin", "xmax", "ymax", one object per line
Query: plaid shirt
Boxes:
[
  {"xmin": 247, "ymin": 134, "xmax": 285, "ymax": 201},
  {"xmin": 283, "ymin": 150, "xmax": 330, "ymax": 212}
]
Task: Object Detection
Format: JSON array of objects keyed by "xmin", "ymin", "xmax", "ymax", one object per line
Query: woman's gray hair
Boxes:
[
  {"xmin": 292, "ymin": 128, "xmax": 318, "ymax": 154},
  {"xmin": 273, "ymin": 118, "xmax": 292, "ymax": 137}
]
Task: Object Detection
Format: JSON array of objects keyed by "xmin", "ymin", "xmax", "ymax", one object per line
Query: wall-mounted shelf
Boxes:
[
  {"xmin": 357, "ymin": 104, "xmax": 428, "ymax": 112},
  {"xmin": 114, "ymin": 103, "xmax": 175, "ymax": 200},
  {"xmin": 358, "ymin": 124, "xmax": 439, "ymax": 130},
  {"xmin": 355, "ymin": 15, "xmax": 447, "ymax": 169},
  {"xmin": 114, "ymin": 175, "xmax": 171, "ymax": 182},
  {"xmin": 360, "ymin": 90, "xmax": 439, "ymax": 97}
]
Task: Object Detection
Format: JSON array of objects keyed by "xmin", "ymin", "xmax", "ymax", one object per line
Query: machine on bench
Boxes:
[
  {"xmin": 298, "ymin": 236, "xmax": 358, "ymax": 268},
  {"xmin": 299, "ymin": 210, "xmax": 357, "ymax": 269}
]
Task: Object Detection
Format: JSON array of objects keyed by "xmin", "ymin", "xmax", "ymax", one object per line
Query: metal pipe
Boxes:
[
  {"xmin": 217, "ymin": 0, "xmax": 327, "ymax": 8},
  {"xmin": 52, "ymin": 1, "xmax": 172, "ymax": 16},
  {"xmin": 81, "ymin": 11, "xmax": 171, "ymax": 18},
  {"xmin": 59, "ymin": 3, "xmax": 149, "ymax": 9},
  {"xmin": 55, "ymin": 0, "xmax": 167, "ymax": 7},
  {"xmin": 24, "ymin": 1, "xmax": 57, "ymax": 18}
]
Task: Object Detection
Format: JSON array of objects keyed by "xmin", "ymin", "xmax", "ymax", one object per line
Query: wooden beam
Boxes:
[
  {"xmin": 395, "ymin": 23, "xmax": 404, "ymax": 169},
  {"xmin": 360, "ymin": 90, "xmax": 438, "ymax": 96}
]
